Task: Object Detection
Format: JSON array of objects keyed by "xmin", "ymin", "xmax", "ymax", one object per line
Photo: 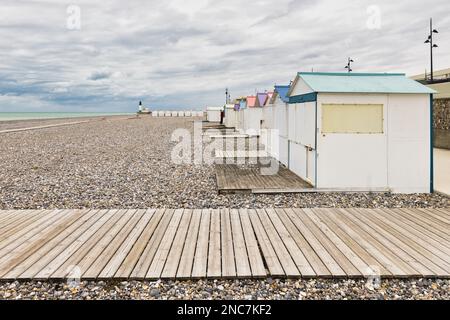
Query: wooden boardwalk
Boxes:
[
  {"xmin": 0, "ymin": 208, "xmax": 448, "ymax": 281},
  {"xmin": 215, "ymin": 164, "xmax": 313, "ymax": 194}
]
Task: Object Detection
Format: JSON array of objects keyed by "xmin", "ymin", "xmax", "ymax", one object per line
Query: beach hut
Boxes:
[
  {"xmin": 233, "ymin": 98, "xmax": 246, "ymax": 132},
  {"xmin": 196, "ymin": 111, "xmax": 205, "ymax": 118},
  {"xmin": 152, "ymin": 111, "xmax": 159, "ymax": 117},
  {"xmin": 287, "ymin": 72, "xmax": 435, "ymax": 193},
  {"xmin": 242, "ymin": 96, "xmax": 258, "ymax": 135},
  {"xmin": 268, "ymin": 85, "xmax": 290, "ymax": 166},
  {"xmin": 224, "ymin": 104, "xmax": 237, "ymax": 128},
  {"xmin": 206, "ymin": 107, "xmax": 223, "ymax": 122}
]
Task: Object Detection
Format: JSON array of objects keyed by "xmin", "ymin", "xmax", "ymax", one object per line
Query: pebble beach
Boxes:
[
  {"xmin": 0, "ymin": 116, "xmax": 448, "ymax": 300},
  {"xmin": 0, "ymin": 116, "xmax": 447, "ymax": 209}
]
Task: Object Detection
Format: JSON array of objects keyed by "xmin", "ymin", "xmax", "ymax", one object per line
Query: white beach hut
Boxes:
[
  {"xmin": 152, "ymin": 111, "xmax": 159, "ymax": 117},
  {"xmin": 271, "ymin": 86, "xmax": 290, "ymax": 166},
  {"xmin": 286, "ymin": 72, "xmax": 435, "ymax": 193},
  {"xmin": 206, "ymin": 107, "xmax": 223, "ymax": 122},
  {"xmin": 242, "ymin": 95, "xmax": 262, "ymax": 136},
  {"xmin": 224, "ymin": 104, "xmax": 238, "ymax": 128}
]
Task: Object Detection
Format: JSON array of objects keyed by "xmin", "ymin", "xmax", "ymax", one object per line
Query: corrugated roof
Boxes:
[
  {"xmin": 297, "ymin": 72, "xmax": 436, "ymax": 94},
  {"xmin": 274, "ymin": 85, "xmax": 290, "ymax": 103}
]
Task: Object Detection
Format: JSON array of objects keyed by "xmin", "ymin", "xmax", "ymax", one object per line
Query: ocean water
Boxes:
[{"xmin": 0, "ymin": 112, "xmax": 134, "ymax": 121}]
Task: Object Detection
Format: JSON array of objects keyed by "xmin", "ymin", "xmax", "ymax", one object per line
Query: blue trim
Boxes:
[
  {"xmin": 430, "ymin": 94, "xmax": 434, "ymax": 193},
  {"xmin": 298, "ymin": 72, "xmax": 406, "ymax": 77},
  {"xmin": 289, "ymin": 92, "xmax": 317, "ymax": 104}
]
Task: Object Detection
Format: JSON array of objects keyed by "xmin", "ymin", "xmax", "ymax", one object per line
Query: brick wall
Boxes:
[{"xmin": 434, "ymin": 98, "xmax": 450, "ymax": 149}]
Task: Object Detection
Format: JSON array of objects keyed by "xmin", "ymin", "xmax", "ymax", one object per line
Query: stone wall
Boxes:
[{"xmin": 434, "ymin": 98, "xmax": 450, "ymax": 149}]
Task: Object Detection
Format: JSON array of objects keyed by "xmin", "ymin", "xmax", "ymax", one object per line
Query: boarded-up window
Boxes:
[{"xmin": 322, "ymin": 104, "xmax": 383, "ymax": 134}]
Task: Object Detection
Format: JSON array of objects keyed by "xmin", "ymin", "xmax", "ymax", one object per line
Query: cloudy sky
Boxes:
[{"xmin": 1, "ymin": 0, "xmax": 449, "ymax": 112}]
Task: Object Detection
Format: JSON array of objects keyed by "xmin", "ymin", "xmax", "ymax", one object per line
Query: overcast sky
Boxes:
[{"xmin": 1, "ymin": 0, "xmax": 449, "ymax": 112}]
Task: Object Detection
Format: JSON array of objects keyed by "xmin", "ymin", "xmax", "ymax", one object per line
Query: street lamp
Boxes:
[
  {"xmin": 424, "ymin": 18, "xmax": 438, "ymax": 82},
  {"xmin": 344, "ymin": 57, "xmax": 354, "ymax": 73}
]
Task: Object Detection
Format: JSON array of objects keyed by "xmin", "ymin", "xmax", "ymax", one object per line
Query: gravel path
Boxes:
[
  {"xmin": 0, "ymin": 117, "xmax": 448, "ymax": 209},
  {"xmin": 0, "ymin": 279, "xmax": 448, "ymax": 300},
  {"xmin": 0, "ymin": 115, "xmax": 130, "ymax": 131}
]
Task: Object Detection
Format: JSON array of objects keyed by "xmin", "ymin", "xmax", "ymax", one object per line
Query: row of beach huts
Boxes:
[
  {"xmin": 207, "ymin": 72, "xmax": 436, "ymax": 194},
  {"xmin": 150, "ymin": 110, "xmax": 205, "ymax": 117}
]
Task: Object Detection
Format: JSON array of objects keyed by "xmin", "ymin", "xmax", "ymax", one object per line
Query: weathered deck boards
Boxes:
[
  {"xmin": 0, "ymin": 208, "xmax": 448, "ymax": 280},
  {"xmin": 215, "ymin": 164, "xmax": 313, "ymax": 194}
]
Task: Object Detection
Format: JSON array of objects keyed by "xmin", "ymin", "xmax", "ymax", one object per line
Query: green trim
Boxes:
[
  {"xmin": 430, "ymin": 94, "xmax": 434, "ymax": 193},
  {"xmin": 289, "ymin": 92, "xmax": 317, "ymax": 104}
]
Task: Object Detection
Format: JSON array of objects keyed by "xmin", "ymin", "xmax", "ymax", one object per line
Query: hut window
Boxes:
[{"xmin": 322, "ymin": 104, "xmax": 383, "ymax": 134}]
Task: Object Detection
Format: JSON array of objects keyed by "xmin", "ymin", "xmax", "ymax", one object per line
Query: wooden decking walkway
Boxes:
[
  {"xmin": 0, "ymin": 208, "xmax": 448, "ymax": 280},
  {"xmin": 215, "ymin": 164, "xmax": 313, "ymax": 194}
]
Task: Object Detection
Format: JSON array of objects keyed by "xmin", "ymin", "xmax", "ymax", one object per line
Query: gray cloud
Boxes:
[{"xmin": 0, "ymin": 0, "xmax": 449, "ymax": 112}]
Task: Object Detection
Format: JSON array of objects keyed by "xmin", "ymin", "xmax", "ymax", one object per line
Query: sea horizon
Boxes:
[{"xmin": 0, "ymin": 112, "xmax": 135, "ymax": 122}]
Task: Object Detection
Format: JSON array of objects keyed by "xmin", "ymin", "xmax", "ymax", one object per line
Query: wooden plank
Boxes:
[
  {"xmin": 207, "ymin": 209, "xmax": 221, "ymax": 278},
  {"xmin": 83, "ymin": 210, "xmax": 144, "ymax": 279},
  {"xmin": 0, "ymin": 209, "xmax": 64, "ymax": 252},
  {"xmin": 312, "ymin": 209, "xmax": 391, "ymax": 277},
  {"xmin": 238, "ymin": 209, "xmax": 265, "ymax": 278},
  {"xmin": 283, "ymin": 208, "xmax": 345, "ymax": 277},
  {"xmin": 146, "ymin": 209, "xmax": 184, "ymax": 279},
  {"xmin": 98, "ymin": 209, "xmax": 155, "ymax": 279},
  {"xmin": 0, "ymin": 210, "xmax": 39, "ymax": 232},
  {"xmin": 293, "ymin": 208, "xmax": 360, "ymax": 277},
  {"xmin": 50, "ymin": 209, "xmax": 126, "ymax": 279},
  {"xmin": 33, "ymin": 210, "xmax": 118, "ymax": 279},
  {"xmin": 338, "ymin": 208, "xmax": 434, "ymax": 277},
  {"xmin": 191, "ymin": 209, "xmax": 211, "ymax": 279},
  {"xmin": 416, "ymin": 208, "xmax": 450, "ymax": 225},
  {"xmin": 130, "ymin": 209, "xmax": 175, "ymax": 279},
  {"xmin": 435, "ymin": 208, "xmax": 450, "ymax": 218},
  {"xmin": 73, "ymin": 210, "xmax": 135, "ymax": 278},
  {"xmin": 0, "ymin": 209, "xmax": 87, "ymax": 278},
  {"xmin": 326, "ymin": 209, "xmax": 417, "ymax": 277},
  {"xmin": 229, "ymin": 209, "xmax": 252, "ymax": 278},
  {"xmin": 275, "ymin": 209, "xmax": 331, "ymax": 277},
  {"xmin": 221, "ymin": 209, "xmax": 236, "ymax": 278},
  {"xmin": 115, "ymin": 209, "xmax": 165, "ymax": 279},
  {"xmin": 265, "ymin": 209, "xmax": 315, "ymax": 277},
  {"xmin": 389, "ymin": 209, "xmax": 450, "ymax": 245},
  {"xmin": 374, "ymin": 209, "xmax": 450, "ymax": 263},
  {"xmin": 161, "ymin": 209, "xmax": 193, "ymax": 279},
  {"xmin": 354, "ymin": 208, "xmax": 450, "ymax": 276},
  {"xmin": 16, "ymin": 209, "xmax": 109, "ymax": 279},
  {"xmin": 304, "ymin": 209, "xmax": 371, "ymax": 276},
  {"xmin": 177, "ymin": 209, "xmax": 202, "ymax": 279},
  {"xmin": 248, "ymin": 209, "xmax": 284, "ymax": 277},
  {"xmin": 0, "ymin": 210, "xmax": 51, "ymax": 241},
  {"xmin": 397, "ymin": 208, "xmax": 450, "ymax": 241}
]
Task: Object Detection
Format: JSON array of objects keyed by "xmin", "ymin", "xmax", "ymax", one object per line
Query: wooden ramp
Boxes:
[
  {"xmin": 0, "ymin": 208, "xmax": 448, "ymax": 281},
  {"xmin": 215, "ymin": 164, "xmax": 313, "ymax": 194}
]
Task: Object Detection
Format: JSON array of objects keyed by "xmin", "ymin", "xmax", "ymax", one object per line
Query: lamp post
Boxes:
[
  {"xmin": 344, "ymin": 57, "xmax": 354, "ymax": 73},
  {"xmin": 424, "ymin": 18, "xmax": 438, "ymax": 82}
]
